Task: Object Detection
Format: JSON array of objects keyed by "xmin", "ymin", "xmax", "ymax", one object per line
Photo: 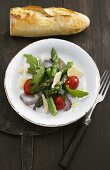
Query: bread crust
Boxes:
[{"xmin": 10, "ymin": 5, "xmax": 90, "ymax": 37}]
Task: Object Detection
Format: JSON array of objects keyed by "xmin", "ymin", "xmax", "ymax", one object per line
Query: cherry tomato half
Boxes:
[
  {"xmin": 54, "ymin": 96, "xmax": 65, "ymax": 110},
  {"xmin": 65, "ymin": 76, "xmax": 79, "ymax": 90},
  {"xmin": 24, "ymin": 79, "xmax": 32, "ymax": 95}
]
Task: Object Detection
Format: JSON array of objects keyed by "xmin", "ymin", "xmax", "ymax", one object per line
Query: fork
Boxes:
[{"xmin": 60, "ymin": 70, "xmax": 110, "ymax": 168}]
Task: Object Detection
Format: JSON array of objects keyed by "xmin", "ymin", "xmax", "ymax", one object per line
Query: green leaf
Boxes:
[
  {"xmin": 24, "ymin": 54, "xmax": 38, "ymax": 74},
  {"xmin": 24, "ymin": 54, "xmax": 45, "ymax": 89},
  {"xmin": 65, "ymin": 85, "xmax": 88, "ymax": 98},
  {"xmin": 31, "ymin": 69, "xmax": 44, "ymax": 84}
]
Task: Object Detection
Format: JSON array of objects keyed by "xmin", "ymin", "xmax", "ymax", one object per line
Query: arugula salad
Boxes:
[{"xmin": 19, "ymin": 48, "xmax": 88, "ymax": 116}]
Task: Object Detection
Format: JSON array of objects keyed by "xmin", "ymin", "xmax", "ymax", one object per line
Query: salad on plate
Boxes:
[{"xmin": 19, "ymin": 48, "xmax": 88, "ymax": 116}]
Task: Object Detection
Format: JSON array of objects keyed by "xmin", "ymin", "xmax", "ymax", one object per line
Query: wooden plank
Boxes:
[
  {"xmin": 0, "ymin": 132, "xmax": 21, "ymax": 170},
  {"xmin": 0, "ymin": 1, "xmax": 63, "ymax": 170},
  {"xmin": 33, "ymin": 129, "xmax": 63, "ymax": 170},
  {"xmin": 63, "ymin": 0, "xmax": 110, "ymax": 170},
  {"xmin": 31, "ymin": 1, "xmax": 63, "ymax": 169},
  {"xmin": 63, "ymin": 0, "xmax": 103, "ymax": 71},
  {"xmin": 100, "ymin": 0, "xmax": 110, "ymax": 69},
  {"xmin": 27, "ymin": 0, "xmax": 62, "ymax": 7}
]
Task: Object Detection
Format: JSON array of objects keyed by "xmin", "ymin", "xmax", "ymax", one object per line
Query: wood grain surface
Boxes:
[{"xmin": 0, "ymin": 0, "xmax": 110, "ymax": 170}]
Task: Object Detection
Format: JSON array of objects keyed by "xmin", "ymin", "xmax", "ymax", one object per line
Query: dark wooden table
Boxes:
[{"xmin": 0, "ymin": 0, "xmax": 110, "ymax": 170}]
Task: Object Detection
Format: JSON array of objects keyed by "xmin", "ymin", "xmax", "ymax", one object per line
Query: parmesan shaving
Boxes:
[
  {"xmin": 19, "ymin": 77, "xmax": 27, "ymax": 88},
  {"xmin": 67, "ymin": 66, "xmax": 83, "ymax": 78},
  {"xmin": 42, "ymin": 94, "xmax": 48, "ymax": 113},
  {"xmin": 52, "ymin": 71, "xmax": 62, "ymax": 88},
  {"xmin": 72, "ymin": 101, "xmax": 78, "ymax": 108}
]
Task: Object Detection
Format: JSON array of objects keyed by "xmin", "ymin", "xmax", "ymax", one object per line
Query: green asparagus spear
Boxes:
[
  {"xmin": 51, "ymin": 64, "xmax": 58, "ymax": 77},
  {"xmin": 30, "ymin": 79, "xmax": 52, "ymax": 94},
  {"xmin": 46, "ymin": 68, "xmax": 51, "ymax": 78},
  {"xmin": 62, "ymin": 62, "xmax": 73, "ymax": 75},
  {"xmin": 44, "ymin": 75, "xmax": 67, "ymax": 97},
  {"xmin": 47, "ymin": 97, "xmax": 57, "ymax": 116},
  {"xmin": 51, "ymin": 48, "xmax": 59, "ymax": 63},
  {"xmin": 33, "ymin": 97, "xmax": 43, "ymax": 110},
  {"xmin": 44, "ymin": 88, "xmax": 58, "ymax": 97},
  {"xmin": 61, "ymin": 74, "xmax": 68, "ymax": 84},
  {"xmin": 50, "ymin": 48, "xmax": 59, "ymax": 77}
]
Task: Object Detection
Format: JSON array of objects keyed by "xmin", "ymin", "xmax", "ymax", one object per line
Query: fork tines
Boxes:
[{"xmin": 99, "ymin": 70, "xmax": 110, "ymax": 97}]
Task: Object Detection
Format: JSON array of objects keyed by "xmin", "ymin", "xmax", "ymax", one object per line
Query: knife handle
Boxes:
[{"xmin": 60, "ymin": 118, "xmax": 91, "ymax": 168}]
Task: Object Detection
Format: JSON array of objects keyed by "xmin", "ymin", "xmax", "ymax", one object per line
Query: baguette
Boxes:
[{"xmin": 10, "ymin": 5, "xmax": 90, "ymax": 37}]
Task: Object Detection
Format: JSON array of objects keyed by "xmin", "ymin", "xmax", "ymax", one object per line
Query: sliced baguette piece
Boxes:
[{"xmin": 10, "ymin": 5, "xmax": 90, "ymax": 37}]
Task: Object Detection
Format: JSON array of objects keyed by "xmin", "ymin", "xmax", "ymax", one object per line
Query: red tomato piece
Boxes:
[
  {"xmin": 65, "ymin": 76, "xmax": 79, "ymax": 90},
  {"xmin": 54, "ymin": 96, "xmax": 65, "ymax": 110},
  {"xmin": 24, "ymin": 79, "xmax": 32, "ymax": 95}
]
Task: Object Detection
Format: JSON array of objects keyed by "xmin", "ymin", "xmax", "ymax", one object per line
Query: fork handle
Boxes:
[{"xmin": 60, "ymin": 118, "xmax": 91, "ymax": 168}]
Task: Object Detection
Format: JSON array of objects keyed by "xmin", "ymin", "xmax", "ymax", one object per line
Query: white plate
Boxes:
[{"xmin": 4, "ymin": 39, "xmax": 100, "ymax": 127}]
